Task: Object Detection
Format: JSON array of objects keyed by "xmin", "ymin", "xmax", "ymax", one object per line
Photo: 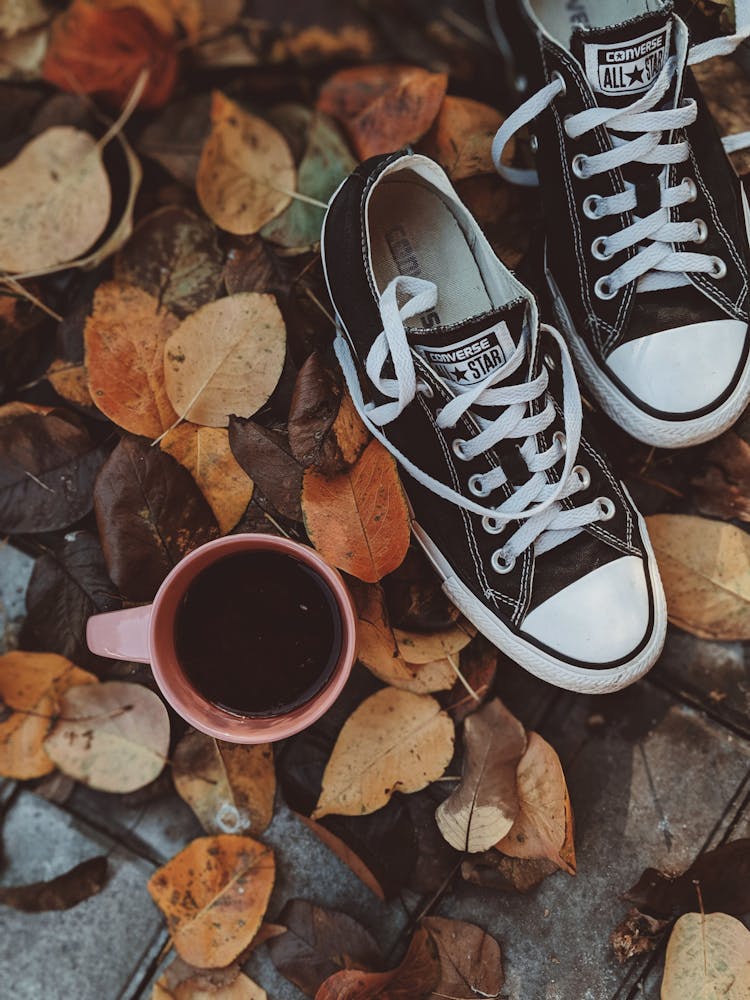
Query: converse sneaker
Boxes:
[
  {"xmin": 488, "ymin": 0, "xmax": 750, "ymax": 448},
  {"xmin": 322, "ymin": 151, "xmax": 666, "ymax": 693}
]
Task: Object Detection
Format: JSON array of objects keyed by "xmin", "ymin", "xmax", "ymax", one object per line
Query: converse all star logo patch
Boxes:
[
  {"xmin": 415, "ymin": 324, "xmax": 509, "ymax": 390},
  {"xmin": 584, "ymin": 25, "xmax": 669, "ymax": 97}
]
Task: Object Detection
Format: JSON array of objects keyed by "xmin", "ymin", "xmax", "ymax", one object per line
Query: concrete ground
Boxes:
[{"xmin": 1, "ymin": 540, "xmax": 748, "ymax": 1000}]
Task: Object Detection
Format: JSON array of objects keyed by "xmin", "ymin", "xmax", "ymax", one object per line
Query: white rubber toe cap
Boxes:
[
  {"xmin": 605, "ymin": 319, "xmax": 748, "ymax": 414},
  {"xmin": 520, "ymin": 555, "xmax": 651, "ymax": 664}
]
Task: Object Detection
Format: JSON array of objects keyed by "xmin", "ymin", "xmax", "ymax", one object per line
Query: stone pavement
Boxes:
[{"xmin": 1, "ymin": 540, "xmax": 748, "ymax": 1000}]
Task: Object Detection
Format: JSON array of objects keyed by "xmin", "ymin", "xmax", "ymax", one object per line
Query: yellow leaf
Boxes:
[{"xmin": 661, "ymin": 912, "xmax": 750, "ymax": 999}]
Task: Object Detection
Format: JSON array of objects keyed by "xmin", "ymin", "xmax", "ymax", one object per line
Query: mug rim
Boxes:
[{"xmin": 147, "ymin": 533, "xmax": 356, "ymax": 743}]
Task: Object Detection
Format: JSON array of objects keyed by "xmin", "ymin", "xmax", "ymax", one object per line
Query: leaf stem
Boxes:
[{"xmin": 446, "ymin": 654, "xmax": 480, "ymax": 702}]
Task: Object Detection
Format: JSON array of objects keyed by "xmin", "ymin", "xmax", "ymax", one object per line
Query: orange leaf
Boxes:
[
  {"xmin": 148, "ymin": 835, "xmax": 275, "ymax": 968},
  {"xmin": 419, "ymin": 96, "xmax": 508, "ymax": 181},
  {"xmin": 302, "ymin": 440, "xmax": 410, "ymax": 583},
  {"xmin": 317, "ymin": 65, "xmax": 447, "ymax": 160},
  {"xmin": 315, "ymin": 927, "xmax": 439, "ymax": 999},
  {"xmin": 42, "ymin": 0, "xmax": 178, "ymax": 110},
  {"xmin": 84, "ymin": 281, "xmax": 179, "ymax": 438}
]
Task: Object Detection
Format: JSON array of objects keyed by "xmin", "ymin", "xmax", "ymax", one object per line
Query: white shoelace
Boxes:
[
  {"xmin": 491, "ymin": 6, "xmax": 750, "ymax": 296},
  {"xmin": 335, "ymin": 275, "xmax": 613, "ymax": 571}
]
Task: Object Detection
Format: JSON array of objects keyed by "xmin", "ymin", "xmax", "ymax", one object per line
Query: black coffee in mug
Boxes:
[{"xmin": 174, "ymin": 550, "xmax": 342, "ymax": 717}]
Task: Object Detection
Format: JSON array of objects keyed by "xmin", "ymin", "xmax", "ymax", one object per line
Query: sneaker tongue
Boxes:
[
  {"xmin": 571, "ymin": 9, "xmax": 672, "ymax": 106},
  {"xmin": 408, "ymin": 300, "xmax": 527, "ymax": 394}
]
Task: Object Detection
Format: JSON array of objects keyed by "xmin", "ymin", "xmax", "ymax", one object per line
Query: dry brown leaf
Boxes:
[
  {"xmin": 96, "ymin": 0, "xmax": 202, "ymax": 41},
  {"xmin": 43, "ymin": 681, "xmax": 170, "ymax": 793},
  {"xmin": 45, "ymin": 360, "xmax": 93, "ymax": 409},
  {"xmin": 313, "ymin": 687, "xmax": 454, "ymax": 820},
  {"xmin": 692, "ymin": 431, "xmax": 750, "ymax": 523},
  {"xmin": 647, "ymin": 514, "xmax": 750, "ymax": 640},
  {"xmin": 496, "ymin": 731, "xmax": 576, "ymax": 874},
  {"xmin": 160, "ymin": 424, "xmax": 253, "ymax": 533},
  {"xmin": 148, "ymin": 835, "xmax": 275, "ymax": 968},
  {"xmin": 436, "ymin": 698, "xmax": 526, "ymax": 853},
  {"xmin": 153, "ymin": 958, "xmax": 266, "ymax": 1000},
  {"xmin": 0, "ymin": 126, "xmax": 110, "ymax": 273},
  {"xmin": 317, "ymin": 64, "xmax": 447, "ymax": 161},
  {"xmin": 197, "ymin": 92, "xmax": 296, "ymax": 235},
  {"xmin": 694, "ymin": 56, "xmax": 750, "ymax": 176},
  {"xmin": 0, "ymin": 651, "xmax": 97, "ymax": 779},
  {"xmin": 302, "ymin": 440, "xmax": 411, "ymax": 583},
  {"xmin": 393, "ymin": 623, "xmax": 475, "ymax": 664},
  {"xmin": 172, "ymin": 730, "xmax": 275, "ymax": 836},
  {"xmin": 661, "ymin": 912, "xmax": 750, "ymax": 999},
  {"xmin": 315, "ymin": 926, "xmax": 439, "ymax": 1000},
  {"xmin": 85, "ymin": 281, "xmax": 179, "ymax": 437},
  {"xmin": 461, "ymin": 851, "xmax": 558, "ymax": 894},
  {"xmin": 163, "ymin": 292, "xmax": 286, "ymax": 428},
  {"xmin": 422, "ymin": 916, "xmax": 504, "ymax": 1000},
  {"xmin": 419, "ymin": 96, "xmax": 507, "ymax": 181}
]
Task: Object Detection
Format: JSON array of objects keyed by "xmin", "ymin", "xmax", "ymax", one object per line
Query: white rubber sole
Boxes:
[
  {"xmin": 411, "ymin": 503, "xmax": 667, "ymax": 695},
  {"xmin": 547, "ymin": 268, "xmax": 750, "ymax": 450}
]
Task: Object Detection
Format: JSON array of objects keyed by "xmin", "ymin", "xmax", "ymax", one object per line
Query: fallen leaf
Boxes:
[
  {"xmin": 163, "ymin": 292, "xmax": 286, "ymax": 428},
  {"xmin": 44, "ymin": 680, "xmax": 170, "ymax": 792},
  {"xmin": 84, "ymin": 281, "xmax": 179, "ymax": 437},
  {"xmin": 46, "ymin": 359, "xmax": 93, "ymax": 410},
  {"xmin": 153, "ymin": 962, "xmax": 266, "ymax": 1000},
  {"xmin": 93, "ymin": 435, "xmax": 219, "ymax": 601},
  {"xmin": 0, "ymin": 126, "xmax": 110, "ymax": 273},
  {"xmin": 661, "ymin": 912, "xmax": 750, "ymax": 1000},
  {"xmin": 422, "ymin": 916, "xmax": 504, "ymax": 1000},
  {"xmin": 268, "ymin": 899, "xmax": 382, "ymax": 997},
  {"xmin": 610, "ymin": 908, "xmax": 669, "ymax": 963},
  {"xmin": 419, "ymin": 96, "xmax": 507, "ymax": 180},
  {"xmin": 222, "ymin": 235, "xmax": 300, "ymax": 299},
  {"xmin": 138, "ymin": 92, "xmax": 211, "ymax": 187},
  {"xmin": 313, "ymin": 687, "xmax": 454, "ymax": 819},
  {"xmin": 405, "ymin": 789, "xmax": 462, "ymax": 895},
  {"xmin": 317, "ymin": 64, "xmax": 447, "ymax": 160},
  {"xmin": 228, "ymin": 418, "xmax": 303, "ymax": 521},
  {"xmin": 0, "ymin": 24, "xmax": 48, "ymax": 82},
  {"xmin": 0, "ymin": 855, "xmax": 107, "ymax": 913},
  {"xmin": 20, "ymin": 530, "xmax": 122, "ymax": 668},
  {"xmin": 43, "ymin": 0, "xmax": 177, "ymax": 109},
  {"xmin": 197, "ymin": 92, "xmax": 296, "ymax": 235},
  {"xmin": 172, "ymin": 730, "xmax": 275, "ymax": 835},
  {"xmin": 0, "ymin": 0, "xmax": 50, "ymax": 39},
  {"xmin": 456, "ymin": 176, "xmax": 526, "ymax": 269},
  {"xmin": 0, "ymin": 410, "xmax": 108, "ymax": 533},
  {"xmin": 393, "ymin": 624, "xmax": 474, "ymax": 665},
  {"xmin": 436, "ymin": 698, "xmax": 526, "ymax": 853},
  {"xmin": 692, "ymin": 432, "xmax": 750, "ymax": 523},
  {"xmin": 0, "ymin": 651, "xmax": 97, "ymax": 779},
  {"xmin": 302, "ymin": 440, "xmax": 411, "ymax": 583},
  {"xmin": 115, "ymin": 206, "xmax": 224, "ymax": 319},
  {"xmin": 382, "ymin": 546, "xmax": 460, "ymax": 632},
  {"xmin": 694, "ymin": 56, "xmax": 750, "ymax": 176},
  {"xmin": 160, "ymin": 424, "xmax": 253, "ymax": 533},
  {"xmin": 148, "ymin": 834, "xmax": 275, "ymax": 968},
  {"xmin": 0, "ymin": 402, "xmax": 54, "ymax": 427},
  {"xmin": 647, "ymin": 514, "xmax": 750, "ymax": 640},
  {"xmin": 96, "ymin": 0, "xmax": 202, "ymax": 41},
  {"xmin": 441, "ymin": 638, "xmax": 497, "ymax": 722},
  {"xmin": 496, "ymin": 731, "xmax": 576, "ymax": 874},
  {"xmin": 315, "ymin": 926, "xmax": 439, "ymax": 1000},
  {"xmin": 460, "ymin": 851, "xmax": 558, "ymax": 894}
]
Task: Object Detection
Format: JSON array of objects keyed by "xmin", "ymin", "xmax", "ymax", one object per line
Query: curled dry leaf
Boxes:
[
  {"xmin": 422, "ymin": 916, "xmax": 504, "ymax": 1000},
  {"xmin": 691, "ymin": 431, "xmax": 750, "ymax": 523},
  {"xmin": 460, "ymin": 851, "xmax": 558, "ymax": 894},
  {"xmin": 419, "ymin": 96, "xmax": 507, "ymax": 181},
  {"xmin": 610, "ymin": 908, "xmax": 669, "ymax": 963},
  {"xmin": 646, "ymin": 514, "xmax": 750, "ymax": 640},
  {"xmin": 153, "ymin": 959, "xmax": 266, "ymax": 1000},
  {"xmin": 43, "ymin": 680, "xmax": 170, "ymax": 793},
  {"xmin": 302, "ymin": 439, "xmax": 411, "ymax": 583},
  {"xmin": 317, "ymin": 64, "xmax": 448, "ymax": 160},
  {"xmin": 661, "ymin": 912, "xmax": 750, "ymax": 1000},
  {"xmin": 315, "ymin": 926, "xmax": 439, "ymax": 1000},
  {"xmin": 84, "ymin": 281, "xmax": 179, "ymax": 438},
  {"xmin": 436, "ymin": 698, "xmax": 526, "ymax": 853},
  {"xmin": 496, "ymin": 731, "xmax": 576, "ymax": 875},
  {"xmin": 313, "ymin": 687, "xmax": 454, "ymax": 820},
  {"xmin": 148, "ymin": 834, "xmax": 275, "ymax": 968},
  {"xmin": 163, "ymin": 292, "xmax": 286, "ymax": 428},
  {"xmin": 172, "ymin": 730, "xmax": 275, "ymax": 836},
  {"xmin": 94, "ymin": 435, "xmax": 219, "ymax": 601},
  {"xmin": 0, "ymin": 126, "xmax": 110, "ymax": 274},
  {"xmin": 42, "ymin": 0, "xmax": 178, "ymax": 109},
  {"xmin": 228, "ymin": 418, "xmax": 303, "ymax": 521},
  {"xmin": 197, "ymin": 92, "xmax": 296, "ymax": 236},
  {"xmin": 160, "ymin": 424, "xmax": 254, "ymax": 533},
  {"xmin": 0, "ymin": 651, "xmax": 97, "ymax": 779},
  {"xmin": 0, "ymin": 856, "xmax": 107, "ymax": 913},
  {"xmin": 268, "ymin": 899, "xmax": 382, "ymax": 997}
]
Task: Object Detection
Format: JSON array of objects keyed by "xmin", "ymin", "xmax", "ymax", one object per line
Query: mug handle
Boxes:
[{"xmin": 86, "ymin": 605, "xmax": 152, "ymax": 663}]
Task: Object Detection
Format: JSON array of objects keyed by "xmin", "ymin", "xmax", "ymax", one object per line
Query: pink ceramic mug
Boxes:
[{"xmin": 86, "ymin": 533, "xmax": 357, "ymax": 743}]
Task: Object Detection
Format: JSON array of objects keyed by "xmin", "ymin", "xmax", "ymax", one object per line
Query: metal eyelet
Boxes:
[
  {"xmin": 544, "ymin": 352, "xmax": 557, "ymax": 371},
  {"xmin": 683, "ymin": 177, "xmax": 698, "ymax": 203},
  {"xmin": 550, "ymin": 70, "xmax": 567, "ymax": 97},
  {"xmin": 529, "ymin": 134, "xmax": 539, "ymax": 153},
  {"xmin": 419, "ymin": 381, "xmax": 434, "ymax": 399},
  {"xmin": 571, "ymin": 154, "xmax": 589, "ymax": 180},
  {"xmin": 596, "ymin": 496, "xmax": 616, "ymax": 521},
  {"xmin": 469, "ymin": 474, "xmax": 490, "ymax": 497},
  {"xmin": 515, "ymin": 73, "xmax": 529, "ymax": 95},
  {"xmin": 591, "ymin": 236, "xmax": 614, "ymax": 261},
  {"xmin": 693, "ymin": 219, "xmax": 708, "ymax": 244},
  {"xmin": 710, "ymin": 257, "xmax": 728, "ymax": 279},
  {"xmin": 452, "ymin": 438, "xmax": 469, "ymax": 460},
  {"xmin": 491, "ymin": 549, "xmax": 516, "ymax": 574},
  {"xmin": 553, "ymin": 430, "xmax": 566, "ymax": 455},
  {"xmin": 583, "ymin": 194, "xmax": 602, "ymax": 220},
  {"xmin": 573, "ymin": 464, "xmax": 591, "ymax": 489},
  {"xmin": 595, "ymin": 276, "xmax": 618, "ymax": 300},
  {"xmin": 482, "ymin": 515, "xmax": 503, "ymax": 535}
]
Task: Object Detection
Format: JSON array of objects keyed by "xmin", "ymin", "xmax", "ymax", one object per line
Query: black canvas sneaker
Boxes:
[
  {"xmin": 322, "ymin": 151, "xmax": 666, "ymax": 693},
  {"xmin": 487, "ymin": 0, "xmax": 750, "ymax": 448}
]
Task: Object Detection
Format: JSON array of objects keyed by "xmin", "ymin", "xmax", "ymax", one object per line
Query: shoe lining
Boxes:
[{"xmin": 529, "ymin": 0, "xmax": 663, "ymax": 49}]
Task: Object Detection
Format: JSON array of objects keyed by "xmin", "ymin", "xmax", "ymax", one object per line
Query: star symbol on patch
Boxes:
[
  {"xmin": 451, "ymin": 365, "xmax": 469, "ymax": 382},
  {"xmin": 627, "ymin": 64, "xmax": 644, "ymax": 85}
]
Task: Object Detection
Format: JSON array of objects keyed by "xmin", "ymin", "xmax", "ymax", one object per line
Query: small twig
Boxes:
[
  {"xmin": 638, "ymin": 445, "xmax": 657, "ymax": 476},
  {"xmin": 387, "ymin": 856, "xmax": 465, "ymax": 962},
  {"xmin": 261, "ymin": 509, "xmax": 292, "ymax": 539},
  {"xmin": 272, "ymin": 186, "xmax": 329, "ymax": 210},
  {"xmin": 446, "ymin": 653, "xmax": 480, "ymax": 702},
  {"xmin": 0, "ymin": 276, "xmax": 62, "ymax": 322},
  {"xmin": 24, "ymin": 471, "xmax": 55, "ymax": 494},
  {"xmin": 635, "ymin": 474, "xmax": 684, "ymax": 499},
  {"xmin": 304, "ymin": 287, "xmax": 336, "ymax": 327}
]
